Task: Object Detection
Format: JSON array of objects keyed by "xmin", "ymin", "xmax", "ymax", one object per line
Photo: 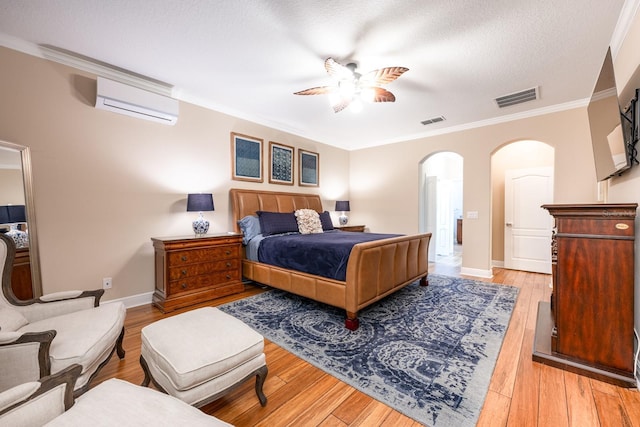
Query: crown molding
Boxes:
[
  {"xmin": 611, "ymin": 0, "xmax": 640, "ymax": 58},
  {"xmin": 349, "ymin": 97, "xmax": 591, "ymax": 151},
  {"xmin": 0, "ymin": 33, "xmax": 173, "ymax": 97}
]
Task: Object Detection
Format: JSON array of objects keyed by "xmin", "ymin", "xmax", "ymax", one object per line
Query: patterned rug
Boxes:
[{"xmin": 219, "ymin": 274, "xmax": 519, "ymax": 426}]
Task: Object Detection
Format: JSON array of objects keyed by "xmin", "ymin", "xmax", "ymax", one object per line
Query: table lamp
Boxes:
[
  {"xmin": 335, "ymin": 200, "xmax": 350, "ymax": 226},
  {"xmin": 187, "ymin": 193, "xmax": 214, "ymax": 235}
]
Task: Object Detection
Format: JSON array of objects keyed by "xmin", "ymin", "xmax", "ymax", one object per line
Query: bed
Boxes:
[{"xmin": 230, "ymin": 188, "xmax": 432, "ymax": 330}]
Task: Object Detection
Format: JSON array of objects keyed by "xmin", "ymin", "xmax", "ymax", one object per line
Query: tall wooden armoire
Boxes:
[{"xmin": 533, "ymin": 203, "xmax": 637, "ymax": 387}]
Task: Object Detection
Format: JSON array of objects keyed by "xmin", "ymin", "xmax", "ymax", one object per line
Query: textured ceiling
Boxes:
[{"xmin": 0, "ymin": 0, "xmax": 629, "ymax": 150}]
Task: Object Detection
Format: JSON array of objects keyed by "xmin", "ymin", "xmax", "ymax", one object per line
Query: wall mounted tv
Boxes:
[{"xmin": 588, "ymin": 47, "xmax": 638, "ymax": 181}]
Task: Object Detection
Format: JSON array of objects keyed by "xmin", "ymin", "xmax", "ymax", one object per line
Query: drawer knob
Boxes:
[
  {"xmin": 181, "ymin": 256, "xmax": 188, "ymax": 261},
  {"xmin": 181, "ymin": 269, "xmax": 187, "ymax": 275},
  {"xmin": 226, "ymin": 262, "xmax": 231, "ymax": 267},
  {"xmin": 225, "ymin": 250, "xmax": 231, "ymax": 255},
  {"xmin": 226, "ymin": 274, "xmax": 231, "ymax": 279},
  {"xmin": 181, "ymin": 283, "xmax": 187, "ymax": 289}
]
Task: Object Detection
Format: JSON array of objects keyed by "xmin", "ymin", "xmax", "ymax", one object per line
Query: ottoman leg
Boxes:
[
  {"xmin": 255, "ymin": 365, "xmax": 268, "ymax": 407},
  {"xmin": 140, "ymin": 356, "xmax": 151, "ymax": 387},
  {"xmin": 139, "ymin": 356, "xmax": 169, "ymax": 394}
]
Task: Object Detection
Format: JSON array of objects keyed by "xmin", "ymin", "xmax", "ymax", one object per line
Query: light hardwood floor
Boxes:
[{"xmin": 93, "ymin": 264, "xmax": 640, "ymax": 426}]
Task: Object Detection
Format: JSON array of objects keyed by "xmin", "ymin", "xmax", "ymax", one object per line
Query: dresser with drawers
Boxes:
[
  {"xmin": 151, "ymin": 233, "xmax": 244, "ymax": 313},
  {"xmin": 533, "ymin": 203, "xmax": 637, "ymax": 387}
]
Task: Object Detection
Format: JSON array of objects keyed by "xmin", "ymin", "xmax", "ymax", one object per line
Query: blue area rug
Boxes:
[{"xmin": 219, "ymin": 274, "xmax": 519, "ymax": 426}]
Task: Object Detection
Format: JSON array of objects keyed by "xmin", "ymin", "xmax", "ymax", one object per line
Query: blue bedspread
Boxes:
[{"xmin": 257, "ymin": 230, "xmax": 400, "ymax": 281}]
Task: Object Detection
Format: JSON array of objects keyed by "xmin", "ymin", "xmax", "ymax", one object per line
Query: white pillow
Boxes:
[
  {"xmin": 295, "ymin": 209, "xmax": 323, "ymax": 235},
  {"xmin": 0, "ymin": 307, "xmax": 29, "ymax": 332}
]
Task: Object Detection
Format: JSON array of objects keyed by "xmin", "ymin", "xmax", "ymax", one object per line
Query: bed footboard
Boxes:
[{"xmin": 344, "ymin": 232, "xmax": 431, "ymax": 329}]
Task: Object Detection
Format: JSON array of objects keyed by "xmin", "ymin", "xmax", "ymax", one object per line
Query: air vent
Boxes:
[
  {"xmin": 495, "ymin": 87, "xmax": 539, "ymax": 108},
  {"xmin": 421, "ymin": 116, "xmax": 446, "ymax": 126}
]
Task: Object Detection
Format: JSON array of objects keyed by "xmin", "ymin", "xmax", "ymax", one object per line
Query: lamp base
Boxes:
[
  {"xmin": 339, "ymin": 214, "xmax": 349, "ymax": 226},
  {"xmin": 192, "ymin": 213, "xmax": 210, "ymax": 235}
]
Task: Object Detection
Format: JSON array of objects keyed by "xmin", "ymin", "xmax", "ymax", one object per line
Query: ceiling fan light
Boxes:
[
  {"xmin": 349, "ymin": 98, "xmax": 363, "ymax": 113},
  {"xmin": 338, "ymin": 80, "xmax": 356, "ymax": 98},
  {"xmin": 328, "ymin": 92, "xmax": 342, "ymax": 107},
  {"xmin": 360, "ymin": 88, "xmax": 376, "ymax": 103}
]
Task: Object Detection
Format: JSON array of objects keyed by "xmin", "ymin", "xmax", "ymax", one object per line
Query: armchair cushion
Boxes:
[
  {"xmin": 0, "ymin": 308, "xmax": 28, "ymax": 332},
  {"xmin": 1, "ymin": 382, "xmax": 68, "ymax": 427},
  {"xmin": 0, "ymin": 381, "xmax": 40, "ymax": 413},
  {"xmin": 0, "ymin": 331, "xmax": 23, "ymax": 344},
  {"xmin": 19, "ymin": 302, "xmax": 126, "ymax": 390},
  {"xmin": 45, "ymin": 378, "xmax": 232, "ymax": 426}
]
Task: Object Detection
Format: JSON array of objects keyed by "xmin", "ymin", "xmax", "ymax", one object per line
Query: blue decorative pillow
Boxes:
[
  {"xmin": 238, "ymin": 215, "xmax": 262, "ymax": 245},
  {"xmin": 319, "ymin": 211, "xmax": 334, "ymax": 231},
  {"xmin": 257, "ymin": 211, "xmax": 299, "ymax": 236}
]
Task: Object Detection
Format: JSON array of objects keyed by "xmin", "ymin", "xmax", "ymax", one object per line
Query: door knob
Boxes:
[{"xmin": 505, "ymin": 222, "xmax": 513, "ymax": 227}]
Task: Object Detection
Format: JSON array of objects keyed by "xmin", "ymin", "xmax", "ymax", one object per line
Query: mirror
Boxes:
[{"xmin": 0, "ymin": 140, "xmax": 42, "ymax": 297}]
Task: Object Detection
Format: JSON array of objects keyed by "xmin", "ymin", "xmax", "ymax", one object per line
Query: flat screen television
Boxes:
[{"xmin": 588, "ymin": 48, "xmax": 637, "ymax": 181}]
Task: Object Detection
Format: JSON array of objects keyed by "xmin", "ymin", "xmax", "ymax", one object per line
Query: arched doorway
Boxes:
[
  {"xmin": 491, "ymin": 140, "xmax": 555, "ymax": 273},
  {"xmin": 419, "ymin": 152, "xmax": 463, "ymax": 267}
]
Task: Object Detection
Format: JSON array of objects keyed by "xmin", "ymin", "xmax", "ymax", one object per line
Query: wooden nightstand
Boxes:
[
  {"xmin": 336, "ymin": 225, "xmax": 366, "ymax": 232},
  {"xmin": 151, "ymin": 233, "xmax": 244, "ymax": 313}
]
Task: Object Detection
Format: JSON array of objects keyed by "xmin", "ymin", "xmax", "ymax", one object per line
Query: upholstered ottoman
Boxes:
[{"xmin": 139, "ymin": 307, "xmax": 267, "ymax": 408}]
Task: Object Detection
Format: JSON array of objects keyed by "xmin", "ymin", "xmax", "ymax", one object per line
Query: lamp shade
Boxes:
[
  {"xmin": 0, "ymin": 205, "xmax": 26, "ymax": 224},
  {"xmin": 8, "ymin": 205, "xmax": 26, "ymax": 223},
  {"xmin": 187, "ymin": 194, "xmax": 214, "ymax": 212},
  {"xmin": 0, "ymin": 206, "xmax": 9, "ymax": 224},
  {"xmin": 335, "ymin": 201, "xmax": 350, "ymax": 212}
]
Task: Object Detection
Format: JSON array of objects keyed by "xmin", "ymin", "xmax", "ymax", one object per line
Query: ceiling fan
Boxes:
[{"xmin": 294, "ymin": 58, "xmax": 409, "ymax": 113}]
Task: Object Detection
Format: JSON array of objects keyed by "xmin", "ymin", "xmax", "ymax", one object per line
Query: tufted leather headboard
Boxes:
[{"xmin": 230, "ymin": 188, "xmax": 323, "ymax": 232}]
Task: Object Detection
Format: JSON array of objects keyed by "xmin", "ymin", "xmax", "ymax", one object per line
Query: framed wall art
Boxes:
[
  {"xmin": 299, "ymin": 149, "xmax": 319, "ymax": 187},
  {"xmin": 268, "ymin": 141, "xmax": 294, "ymax": 185},
  {"xmin": 231, "ymin": 132, "xmax": 263, "ymax": 182}
]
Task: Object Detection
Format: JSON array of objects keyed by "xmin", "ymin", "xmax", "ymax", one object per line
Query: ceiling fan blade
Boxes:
[
  {"xmin": 294, "ymin": 86, "xmax": 335, "ymax": 96},
  {"xmin": 324, "ymin": 58, "xmax": 354, "ymax": 80},
  {"xmin": 332, "ymin": 97, "xmax": 351, "ymax": 113},
  {"xmin": 360, "ymin": 66, "xmax": 409, "ymax": 86},
  {"xmin": 370, "ymin": 87, "xmax": 396, "ymax": 103}
]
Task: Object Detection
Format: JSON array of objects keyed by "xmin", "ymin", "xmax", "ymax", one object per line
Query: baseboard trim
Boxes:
[
  {"xmin": 492, "ymin": 260, "xmax": 505, "ymax": 268},
  {"xmin": 460, "ymin": 267, "xmax": 493, "ymax": 278},
  {"xmin": 103, "ymin": 291, "xmax": 154, "ymax": 309}
]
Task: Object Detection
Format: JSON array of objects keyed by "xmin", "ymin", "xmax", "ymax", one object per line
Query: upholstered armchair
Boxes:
[
  {"xmin": 0, "ymin": 234, "xmax": 126, "ymax": 397},
  {"xmin": 0, "ymin": 364, "xmax": 231, "ymax": 426}
]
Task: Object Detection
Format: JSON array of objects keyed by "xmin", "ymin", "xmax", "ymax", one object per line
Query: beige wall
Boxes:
[
  {"xmin": 0, "ymin": 169, "xmax": 25, "ymax": 205},
  {"xmin": 350, "ymin": 108, "xmax": 596, "ymax": 274},
  {"xmin": 0, "ymin": 46, "xmax": 350, "ymax": 300}
]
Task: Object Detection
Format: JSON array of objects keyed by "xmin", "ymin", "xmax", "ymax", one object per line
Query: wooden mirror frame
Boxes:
[{"xmin": 0, "ymin": 140, "xmax": 42, "ymax": 297}]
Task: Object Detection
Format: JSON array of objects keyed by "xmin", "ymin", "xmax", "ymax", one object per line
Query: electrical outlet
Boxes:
[{"xmin": 103, "ymin": 277, "xmax": 112, "ymax": 289}]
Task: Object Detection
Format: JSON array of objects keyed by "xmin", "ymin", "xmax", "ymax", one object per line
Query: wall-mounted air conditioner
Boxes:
[{"xmin": 95, "ymin": 76, "xmax": 179, "ymax": 125}]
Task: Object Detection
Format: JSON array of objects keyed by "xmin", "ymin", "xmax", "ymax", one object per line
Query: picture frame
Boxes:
[
  {"xmin": 299, "ymin": 149, "xmax": 319, "ymax": 187},
  {"xmin": 268, "ymin": 141, "xmax": 294, "ymax": 185},
  {"xmin": 231, "ymin": 132, "xmax": 263, "ymax": 182}
]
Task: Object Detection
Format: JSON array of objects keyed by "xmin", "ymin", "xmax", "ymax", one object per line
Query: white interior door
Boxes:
[
  {"xmin": 436, "ymin": 179, "xmax": 453, "ymax": 255},
  {"xmin": 425, "ymin": 176, "xmax": 437, "ymax": 262},
  {"xmin": 504, "ymin": 167, "xmax": 553, "ymax": 273}
]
